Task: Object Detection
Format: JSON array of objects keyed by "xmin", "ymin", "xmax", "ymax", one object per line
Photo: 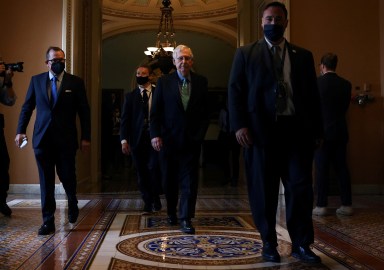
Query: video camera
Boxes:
[
  {"xmin": 0, "ymin": 62, "xmax": 24, "ymax": 76},
  {"xmin": 4, "ymin": 62, "xmax": 24, "ymax": 72}
]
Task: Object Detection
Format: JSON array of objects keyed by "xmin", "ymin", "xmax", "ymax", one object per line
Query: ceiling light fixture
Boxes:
[{"xmin": 144, "ymin": 0, "xmax": 176, "ymax": 59}]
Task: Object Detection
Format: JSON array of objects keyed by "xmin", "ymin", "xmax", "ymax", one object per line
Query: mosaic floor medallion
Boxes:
[
  {"xmin": 140, "ymin": 234, "xmax": 262, "ymax": 259},
  {"xmin": 115, "ymin": 230, "xmax": 293, "ymax": 268},
  {"xmin": 91, "ymin": 213, "xmax": 296, "ymax": 269},
  {"xmin": 129, "ymin": 234, "xmax": 262, "ymax": 260}
]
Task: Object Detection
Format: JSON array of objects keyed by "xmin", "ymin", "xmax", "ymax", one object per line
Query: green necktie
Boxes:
[{"xmin": 181, "ymin": 78, "xmax": 189, "ymax": 110}]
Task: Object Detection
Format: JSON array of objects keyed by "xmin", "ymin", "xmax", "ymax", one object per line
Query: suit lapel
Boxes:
[
  {"xmin": 59, "ymin": 72, "xmax": 67, "ymax": 97},
  {"xmin": 187, "ymin": 72, "xmax": 199, "ymax": 110},
  {"xmin": 171, "ymin": 72, "xmax": 184, "ymax": 110},
  {"xmin": 42, "ymin": 72, "xmax": 50, "ymax": 105},
  {"xmin": 286, "ymin": 42, "xmax": 299, "ymax": 92},
  {"xmin": 260, "ymin": 39, "xmax": 274, "ymax": 74}
]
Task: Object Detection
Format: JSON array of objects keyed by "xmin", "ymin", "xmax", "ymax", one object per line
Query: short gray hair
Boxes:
[{"xmin": 172, "ymin": 45, "xmax": 194, "ymax": 60}]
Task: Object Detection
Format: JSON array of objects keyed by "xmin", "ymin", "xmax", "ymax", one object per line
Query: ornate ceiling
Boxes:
[{"xmin": 102, "ymin": 0, "xmax": 238, "ymax": 45}]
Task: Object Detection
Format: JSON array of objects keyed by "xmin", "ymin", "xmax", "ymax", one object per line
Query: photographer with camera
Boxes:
[{"xmin": 0, "ymin": 60, "xmax": 16, "ymax": 216}]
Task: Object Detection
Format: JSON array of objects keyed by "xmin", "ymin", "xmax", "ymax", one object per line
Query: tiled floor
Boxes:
[{"xmin": 1, "ymin": 163, "xmax": 384, "ymax": 269}]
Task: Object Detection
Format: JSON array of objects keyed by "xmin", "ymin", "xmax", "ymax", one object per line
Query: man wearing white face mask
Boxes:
[
  {"xmin": 15, "ymin": 46, "xmax": 91, "ymax": 235},
  {"xmin": 120, "ymin": 64, "xmax": 162, "ymax": 214}
]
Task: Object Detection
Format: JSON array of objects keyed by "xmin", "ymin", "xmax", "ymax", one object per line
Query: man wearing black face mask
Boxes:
[
  {"xmin": 15, "ymin": 46, "xmax": 91, "ymax": 235},
  {"xmin": 228, "ymin": 1, "xmax": 322, "ymax": 264},
  {"xmin": 120, "ymin": 64, "xmax": 162, "ymax": 214}
]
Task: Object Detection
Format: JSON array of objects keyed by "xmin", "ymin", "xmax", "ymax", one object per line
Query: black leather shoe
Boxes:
[
  {"xmin": 38, "ymin": 223, "xmax": 55, "ymax": 235},
  {"xmin": 292, "ymin": 246, "xmax": 321, "ymax": 263},
  {"xmin": 167, "ymin": 215, "xmax": 178, "ymax": 225},
  {"xmin": 0, "ymin": 203, "xmax": 12, "ymax": 216},
  {"xmin": 262, "ymin": 243, "xmax": 280, "ymax": 262},
  {"xmin": 68, "ymin": 205, "xmax": 79, "ymax": 223},
  {"xmin": 180, "ymin": 220, "xmax": 195, "ymax": 234}
]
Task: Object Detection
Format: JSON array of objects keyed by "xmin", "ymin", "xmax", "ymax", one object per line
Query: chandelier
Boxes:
[{"xmin": 144, "ymin": 0, "xmax": 176, "ymax": 59}]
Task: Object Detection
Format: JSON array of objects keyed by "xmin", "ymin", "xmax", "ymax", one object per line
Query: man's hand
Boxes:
[
  {"xmin": 15, "ymin": 134, "xmax": 27, "ymax": 148},
  {"xmin": 121, "ymin": 142, "xmax": 131, "ymax": 155},
  {"xmin": 151, "ymin": 137, "xmax": 163, "ymax": 151},
  {"xmin": 0, "ymin": 63, "xmax": 14, "ymax": 81},
  {"xmin": 235, "ymin": 128, "xmax": 253, "ymax": 148}
]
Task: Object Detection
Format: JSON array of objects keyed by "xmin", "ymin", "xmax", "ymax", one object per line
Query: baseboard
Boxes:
[
  {"xmin": 352, "ymin": 184, "xmax": 384, "ymax": 195},
  {"xmin": 9, "ymin": 184, "xmax": 66, "ymax": 195}
]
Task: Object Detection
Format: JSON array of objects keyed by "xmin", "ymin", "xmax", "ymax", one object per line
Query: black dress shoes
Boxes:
[
  {"xmin": 291, "ymin": 246, "xmax": 321, "ymax": 263},
  {"xmin": 262, "ymin": 242, "xmax": 281, "ymax": 262},
  {"xmin": 38, "ymin": 223, "xmax": 55, "ymax": 235},
  {"xmin": 167, "ymin": 215, "xmax": 178, "ymax": 225},
  {"xmin": 180, "ymin": 219, "xmax": 195, "ymax": 234},
  {"xmin": 68, "ymin": 205, "xmax": 79, "ymax": 223},
  {"xmin": 0, "ymin": 203, "xmax": 12, "ymax": 216}
]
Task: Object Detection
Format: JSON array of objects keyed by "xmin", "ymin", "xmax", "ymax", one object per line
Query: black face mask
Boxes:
[
  {"xmin": 136, "ymin": 76, "xmax": 149, "ymax": 85},
  {"xmin": 51, "ymin": 62, "xmax": 65, "ymax": 75},
  {"xmin": 263, "ymin": 24, "xmax": 285, "ymax": 42}
]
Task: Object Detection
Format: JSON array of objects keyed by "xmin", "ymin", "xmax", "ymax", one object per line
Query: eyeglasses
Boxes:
[
  {"xmin": 48, "ymin": 58, "xmax": 66, "ymax": 63},
  {"xmin": 175, "ymin": 56, "xmax": 192, "ymax": 61}
]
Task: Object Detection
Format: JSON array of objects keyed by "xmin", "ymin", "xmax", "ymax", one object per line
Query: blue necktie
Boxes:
[{"xmin": 51, "ymin": 76, "xmax": 58, "ymax": 106}]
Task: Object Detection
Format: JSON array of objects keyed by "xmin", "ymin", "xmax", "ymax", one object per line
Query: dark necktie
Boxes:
[
  {"xmin": 51, "ymin": 76, "xmax": 58, "ymax": 106},
  {"xmin": 181, "ymin": 78, "xmax": 189, "ymax": 110},
  {"xmin": 272, "ymin": 45, "xmax": 283, "ymax": 78},
  {"xmin": 272, "ymin": 46, "xmax": 287, "ymax": 114},
  {"xmin": 142, "ymin": 90, "xmax": 149, "ymax": 123}
]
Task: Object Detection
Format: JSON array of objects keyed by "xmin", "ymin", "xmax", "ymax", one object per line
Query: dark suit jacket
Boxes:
[
  {"xmin": 317, "ymin": 72, "xmax": 351, "ymax": 141},
  {"xmin": 120, "ymin": 85, "xmax": 155, "ymax": 150},
  {"xmin": 16, "ymin": 71, "xmax": 91, "ymax": 149},
  {"xmin": 228, "ymin": 39, "xmax": 322, "ymax": 145},
  {"xmin": 150, "ymin": 71, "xmax": 209, "ymax": 150}
]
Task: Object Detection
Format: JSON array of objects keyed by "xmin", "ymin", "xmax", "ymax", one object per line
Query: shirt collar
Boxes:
[
  {"xmin": 176, "ymin": 71, "xmax": 190, "ymax": 82},
  {"xmin": 49, "ymin": 71, "xmax": 64, "ymax": 81},
  {"xmin": 139, "ymin": 84, "xmax": 152, "ymax": 93},
  {"xmin": 265, "ymin": 38, "xmax": 286, "ymax": 51}
]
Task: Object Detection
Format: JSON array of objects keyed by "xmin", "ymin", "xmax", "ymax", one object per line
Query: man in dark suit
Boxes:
[
  {"xmin": 228, "ymin": 2, "xmax": 322, "ymax": 264},
  {"xmin": 313, "ymin": 53, "xmax": 352, "ymax": 217},
  {"xmin": 150, "ymin": 44, "xmax": 209, "ymax": 234},
  {"xmin": 15, "ymin": 46, "xmax": 91, "ymax": 235},
  {"xmin": 120, "ymin": 64, "xmax": 162, "ymax": 214}
]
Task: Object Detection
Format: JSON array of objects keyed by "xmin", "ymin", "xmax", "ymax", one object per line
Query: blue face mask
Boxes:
[{"xmin": 263, "ymin": 24, "xmax": 285, "ymax": 42}]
